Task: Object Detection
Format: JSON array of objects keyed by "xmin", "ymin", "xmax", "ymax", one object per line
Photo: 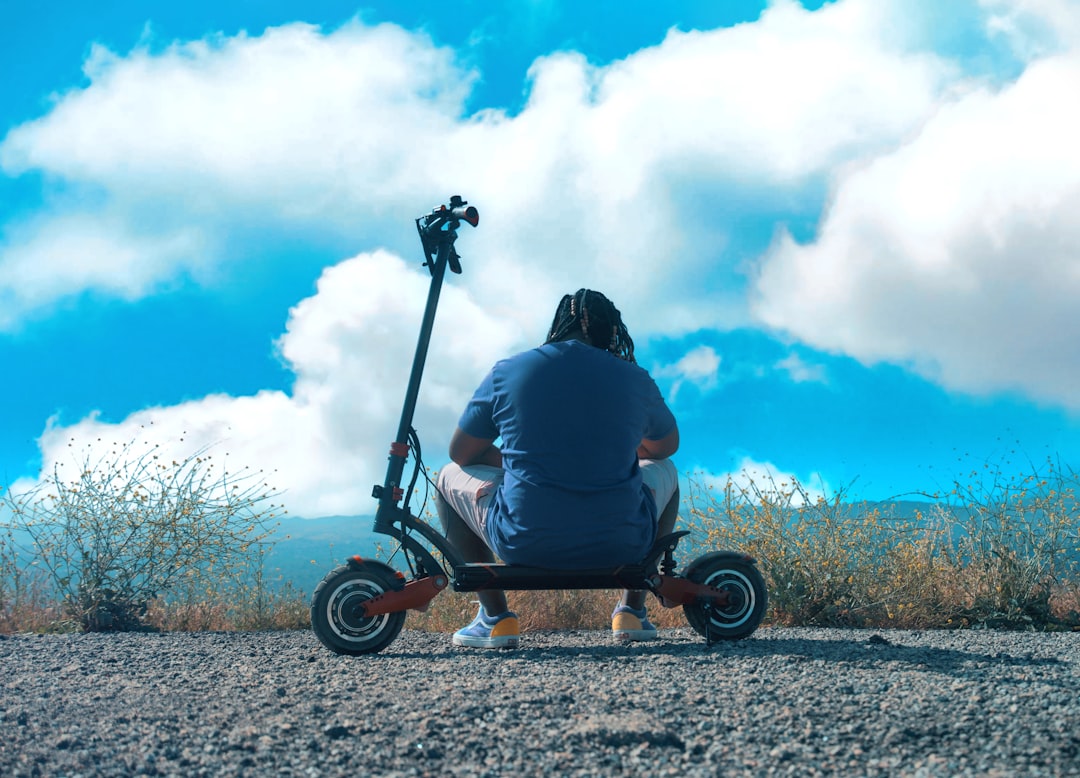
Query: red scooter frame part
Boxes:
[{"xmin": 356, "ymin": 563, "xmax": 744, "ymax": 618}]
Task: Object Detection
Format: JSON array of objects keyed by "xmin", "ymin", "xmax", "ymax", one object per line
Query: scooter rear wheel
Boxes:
[
  {"xmin": 310, "ymin": 562, "xmax": 406, "ymax": 655},
  {"xmin": 682, "ymin": 553, "xmax": 767, "ymax": 641}
]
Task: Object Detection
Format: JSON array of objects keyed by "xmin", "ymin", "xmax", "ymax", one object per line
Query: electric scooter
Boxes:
[{"xmin": 310, "ymin": 196, "xmax": 768, "ymax": 655}]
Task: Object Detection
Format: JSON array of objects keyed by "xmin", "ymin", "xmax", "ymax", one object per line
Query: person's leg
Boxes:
[
  {"xmin": 435, "ymin": 464, "xmax": 509, "ymax": 617},
  {"xmin": 615, "ymin": 459, "xmax": 679, "ymax": 632},
  {"xmin": 620, "ymin": 484, "xmax": 680, "ymax": 610}
]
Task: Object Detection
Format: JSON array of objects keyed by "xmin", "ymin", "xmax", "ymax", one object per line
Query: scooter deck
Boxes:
[{"xmin": 452, "ymin": 561, "xmax": 655, "ymax": 592}]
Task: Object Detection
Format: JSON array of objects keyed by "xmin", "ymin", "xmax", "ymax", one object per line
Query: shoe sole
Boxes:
[
  {"xmin": 613, "ymin": 630, "xmax": 658, "ymax": 642},
  {"xmin": 452, "ymin": 635, "xmax": 520, "ymax": 649}
]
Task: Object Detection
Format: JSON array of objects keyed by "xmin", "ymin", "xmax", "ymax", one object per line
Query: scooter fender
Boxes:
[
  {"xmin": 346, "ymin": 557, "xmax": 449, "ymax": 617},
  {"xmin": 654, "ymin": 551, "xmax": 759, "ymax": 609},
  {"xmin": 651, "ymin": 574, "xmax": 731, "ymax": 609}
]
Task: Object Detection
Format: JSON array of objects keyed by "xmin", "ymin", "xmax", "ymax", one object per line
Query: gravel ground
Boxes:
[{"xmin": 1, "ymin": 626, "xmax": 1078, "ymax": 777}]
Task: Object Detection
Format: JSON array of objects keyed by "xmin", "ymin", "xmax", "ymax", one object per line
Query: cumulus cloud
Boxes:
[
  {"xmin": 0, "ymin": 21, "xmax": 471, "ymax": 328},
  {"xmin": 690, "ymin": 456, "xmax": 832, "ymax": 507},
  {"xmin": 655, "ymin": 345, "xmax": 721, "ymax": 401},
  {"xmin": 31, "ymin": 250, "xmax": 523, "ymax": 517},
  {"xmin": 2, "ymin": 23, "xmax": 468, "ymax": 209},
  {"xmin": 752, "ymin": 46, "xmax": 1080, "ymax": 407},
  {"xmin": 0, "ymin": 214, "xmax": 209, "ymax": 327},
  {"xmin": 1, "ymin": 0, "xmax": 960, "ymax": 335},
  {"xmin": 9, "ymin": 0, "xmax": 1071, "ymax": 514},
  {"xmin": 452, "ymin": 0, "xmax": 959, "ymax": 335}
]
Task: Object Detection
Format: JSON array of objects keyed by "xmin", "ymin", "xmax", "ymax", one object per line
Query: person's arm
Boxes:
[
  {"xmin": 637, "ymin": 423, "xmax": 679, "ymax": 461},
  {"xmin": 449, "ymin": 427, "xmax": 503, "ymax": 468}
]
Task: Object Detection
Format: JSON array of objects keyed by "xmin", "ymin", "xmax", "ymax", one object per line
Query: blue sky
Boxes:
[{"xmin": 2, "ymin": 0, "xmax": 1079, "ymax": 516}]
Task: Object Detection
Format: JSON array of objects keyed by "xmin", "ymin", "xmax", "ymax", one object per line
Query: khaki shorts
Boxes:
[{"xmin": 436, "ymin": 459, "xmax": 679, "ymax": 543}]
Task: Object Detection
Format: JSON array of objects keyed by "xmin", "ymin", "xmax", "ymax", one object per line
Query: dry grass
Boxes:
[
  {"xmin": 145, "ymin": 590, "xmax": 310, "ymax": 632},
  {"xmin": 405, "ymin": 588, "xmax": 689, "ymax": 633},
  {"xmin": 684, "ymin": 455, "xmax": 1080, "ymax": 631},
  {"xmin": 4, "ymin": 454, "xmax": 1079, "ymax": 635},
  {"xmin": 0, "ymin": 571, "xmax": 71, "ymax": 634}
]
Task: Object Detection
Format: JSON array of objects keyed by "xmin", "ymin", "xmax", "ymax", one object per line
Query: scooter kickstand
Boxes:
[{"xmin": 704, "ymin": 600, "xmax": 718, "ymax": 647}]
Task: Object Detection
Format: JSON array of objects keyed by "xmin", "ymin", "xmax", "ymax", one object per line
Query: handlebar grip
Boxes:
[{"xmin": 449, "ymin": 205, "xmax": 479, "ymax": 227}]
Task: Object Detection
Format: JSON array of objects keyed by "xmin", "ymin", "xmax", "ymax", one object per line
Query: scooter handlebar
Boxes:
[{"xmin": 419, "ymin": 196, "xmax": 479, "ymax": 231}]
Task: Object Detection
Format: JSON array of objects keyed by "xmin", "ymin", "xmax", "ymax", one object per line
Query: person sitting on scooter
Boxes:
[{"xmin": 436, "ymin": 288, "xmax": 680, "ymax": 648}]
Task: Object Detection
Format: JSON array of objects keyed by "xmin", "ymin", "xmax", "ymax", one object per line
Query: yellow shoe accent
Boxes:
[
  {"xmin": 612, "ymin": 607, "xmax": 658, "ymax": 641},
  {"xmin": 490, "ymin": 617, "xmax": 519, "ymax": 639},
  {"xmin": 452, "ymin": 610, "xmax": 520, "ymax": 649}
]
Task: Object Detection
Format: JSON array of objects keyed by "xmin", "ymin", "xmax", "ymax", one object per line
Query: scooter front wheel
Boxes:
[
  {"xmin": 682, "ymin": 552, "xmax": 767, "ymax": 641},
  {"xmin": 310, "ymin": 562, "xmax": 406, "ymax": 655}
]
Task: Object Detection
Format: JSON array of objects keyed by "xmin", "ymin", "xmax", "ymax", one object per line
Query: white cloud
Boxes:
[
  {"xmin": 752, "ymin": 46, "xmax": 1080, "ymax": 407},
  {"xmin": 1, "ymin": 0, "xmax": 961, "ymax": 335},
  {"xmin": 31, "ymin": 250, "xmax": 523, "ymax": 517},
  {"xmin": 981, "ymin": 0, "xmax": 1080, "ymax": 59},
  {"xmin": 690, "ymin": 457, "xmax": 832, "ymax": 508},
  {"xmin": 655, "ymin": 345, "xmax": 721, "ymax": 400},
  {"xmin": 8, "ymin": 0, "xmax": 1075, "ymax": 514},
  {"xmin": 453, "ymin": 0, "xmax": 959, "ymax": 335},
  {"xmin": 2, "ymin": 23, "xmax": 468, "ymax": 207},
  {"xmin": 0, "ymin": 214, "xmax": 209, "ymax": 327},
  {"xmin": 775, "ymin": 353, "xmax": 827, "ymax": 384},
  {"xmin": 0, "ymin": 21, "xmax": 471, "ymax": 328}
]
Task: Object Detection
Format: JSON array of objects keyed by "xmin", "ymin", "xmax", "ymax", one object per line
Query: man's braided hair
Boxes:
[{"xmin": 544, "ymin": 289, "xmax": 636, "ymax": 363}]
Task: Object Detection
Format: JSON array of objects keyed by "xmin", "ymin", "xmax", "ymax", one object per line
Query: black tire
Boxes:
[
  {"xmin": 682, "ymin": 552, "xmax": 767, "ymax": 641},
  {"xmin": 310, "ymin": 562, "xmax": 406, "ymax": 655}
]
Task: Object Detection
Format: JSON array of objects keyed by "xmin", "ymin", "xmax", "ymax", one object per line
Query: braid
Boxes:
[{"xmin": 544, "ymin": 289, "xmax": 636, "ymax": 363}]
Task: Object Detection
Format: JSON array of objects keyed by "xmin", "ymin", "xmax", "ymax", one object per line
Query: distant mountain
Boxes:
[{"xmin": 257, "ymin": 514, "xmax": 387, "ymax": 594}]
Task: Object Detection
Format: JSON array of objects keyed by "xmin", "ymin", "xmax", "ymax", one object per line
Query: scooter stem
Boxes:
[{"xmin": 374, "ymin": 199, "xmax": 474, "ymax": 517}]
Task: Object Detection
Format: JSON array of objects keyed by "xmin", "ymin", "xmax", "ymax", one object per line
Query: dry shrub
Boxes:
[
  {"xmin": 1050, "ymin": 581, "xmax": 1080, "ymax": 627},
  {"xmin": 686, "ymin": 473, "xmax": 906, "ymax": 627},
  {"xmin": 686, "ymin": 455, "xmax": 1080, "ymax": 631},
  {"xmin": 7, "ymin": 449, "xmax": 1078, "ymax": 635},
  {"xmin": 1, "ymin": 432, "xmax": 282, "ymax": 632},
  {"xmin": 0, "ymin": 527, "xmax": 71, "ymax": 634},
  {"xmin": 938, "ymin": 456, "xmax": 1080, "ymax": 628}
]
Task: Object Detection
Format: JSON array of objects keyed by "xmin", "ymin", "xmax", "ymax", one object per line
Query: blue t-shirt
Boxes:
[{"xmin": 457, "ymin": 340, "xmax": 677, "ymax": 569}]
